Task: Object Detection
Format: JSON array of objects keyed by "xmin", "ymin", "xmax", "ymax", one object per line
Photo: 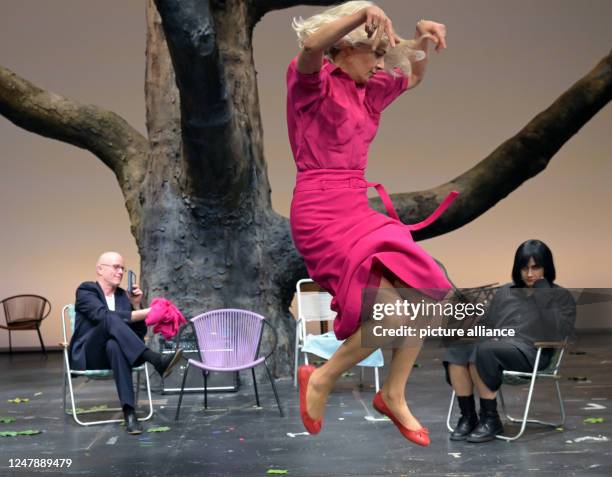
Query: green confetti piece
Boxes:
[
  {"xmin": 18, "ymin": 430, "xmax": 42, "ymax": 435},
  {"xmin": 584, "ymin": 417, "xmax": 604, "ymax": 424},
  {"xmin": 267, "ymin": 470, "xmax": 288, "ymax": 475},
  {"xmin": 0, "ymin": 417, "xmax": 16, "ymax": 424},
  {"xmin": 0, "ymin": 430, "xmax": 41, "ymax": 437},
  {"xmin": 7, "ymin": 398, "xmax": 30, "ymax": 404},
  {"xmin": 555, "ymin": 427, "xmax": 564, "ymax": 431},
  {"xmin": 341, "ymin": 372, "xmax": 355, "ymax": 377},
  {"xmin": 34, "ymin": 392, "xmax": 43, "ymax": 397},
  {"xmin": 147, "ymin": 426, "xmax": 171, "ymax": 433}
]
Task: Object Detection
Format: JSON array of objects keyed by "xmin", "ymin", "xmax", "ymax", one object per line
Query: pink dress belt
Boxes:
[{"xmin": 294, "ymin": 170, "xmax": 459, "ymax": 232}]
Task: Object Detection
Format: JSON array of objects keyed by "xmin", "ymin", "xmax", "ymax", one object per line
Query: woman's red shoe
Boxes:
[
  {"xmin": 298, "ymin": 365, "xmax": 322, "ymax": 434},
  {"xmin": 372, "ymin": 391, "xmax": 430, "ymax": 446}
]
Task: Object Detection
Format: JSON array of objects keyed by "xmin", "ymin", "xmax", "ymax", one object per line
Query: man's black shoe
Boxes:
[
  {"xmin": 450, "ymin": 414, "xmax": 479, "ymax": 441},
  {"xmin": 124, "ymin": 411, "xmax": 144, "ymax": 435},
  {"xmin": 156, "ymin": 348, "xmax": 184, "ymax": 378},
  {"xmin": 466, "ymin": 412, "xmax": 504, "ymax": 443}
]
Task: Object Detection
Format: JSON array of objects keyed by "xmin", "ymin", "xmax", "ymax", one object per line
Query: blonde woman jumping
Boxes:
[{"xmin": 288, "ymin": 1, "xmax": 456, "ymax": 446}]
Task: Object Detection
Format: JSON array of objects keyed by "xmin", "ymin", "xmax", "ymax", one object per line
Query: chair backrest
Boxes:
[
  {"xmin": 61, "ymin": 304, "xmax": 76, "ymax": 344},
  {"xmin": 295, "ymin": 279, "xmax": 336, "ymax": 342},
  {"xmin": 191, "ymin": 309, "xmax": 265, "ymax": 369},
  {"xmin": 1, "ymin": 294, "xmax": 51, "ymax": 325}
]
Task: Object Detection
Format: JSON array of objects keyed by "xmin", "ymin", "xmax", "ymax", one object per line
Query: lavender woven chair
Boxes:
[{"xmin": 175, "ymin": 309, "xmax": 283, "ymax": 420}]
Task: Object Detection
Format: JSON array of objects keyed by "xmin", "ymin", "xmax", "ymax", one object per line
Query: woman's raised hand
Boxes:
[
  {"xmin": 363, "ymin": 6, "xmax": 400, "ymax": 49},
  {"xmin": 416, "ymin": 19, "xmax": 447, "ymax": 52}
]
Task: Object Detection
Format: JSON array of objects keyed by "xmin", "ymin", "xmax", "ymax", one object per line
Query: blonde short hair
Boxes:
[{"xmin": 292, "ymin": 0, "xmax": 426, "ymax": 76}]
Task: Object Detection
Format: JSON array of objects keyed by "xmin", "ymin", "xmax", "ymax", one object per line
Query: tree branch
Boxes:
[
  {"xmin": 378, "ymin": 49, "xmax": 612, "ymax": 241},
  {"xmin": 0, "ymin": 64, "xmax": 148, "ymax": 212}
]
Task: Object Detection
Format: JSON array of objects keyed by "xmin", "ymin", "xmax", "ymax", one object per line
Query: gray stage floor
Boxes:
[{"xmin": 1, "ymin": 334, "xmax": 611, "ymax": 477}]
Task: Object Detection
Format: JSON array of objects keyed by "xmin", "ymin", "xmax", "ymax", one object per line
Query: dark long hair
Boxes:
[{"xmin": 511, "ymin": 239, "xmax": 556, "ymax": 287}]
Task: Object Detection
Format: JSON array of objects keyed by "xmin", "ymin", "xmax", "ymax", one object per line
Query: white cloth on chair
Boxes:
[{"xmin": 302, "ymin": 331, "xmax": 384, "ymax": 367}]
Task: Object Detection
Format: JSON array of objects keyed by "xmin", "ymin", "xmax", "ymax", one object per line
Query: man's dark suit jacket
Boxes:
[{"xmin": 68, "ymin": 281, "xmax": 147, "ymax": 370}]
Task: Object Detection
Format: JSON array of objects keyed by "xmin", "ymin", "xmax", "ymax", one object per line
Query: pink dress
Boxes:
[{"xmin": 287, "ymin": 56, "xmax": 458, "ymax": 340}]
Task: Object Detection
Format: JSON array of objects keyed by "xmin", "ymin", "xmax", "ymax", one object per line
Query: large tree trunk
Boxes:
[{"xmin": 142, "ymin": 0, "xmax": 300, "ymax": 375}]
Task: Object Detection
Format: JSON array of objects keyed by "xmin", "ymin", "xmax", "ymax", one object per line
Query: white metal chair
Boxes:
[
  {"xmin": 60, "ymin": 304, "xmax": 154, "ymax": 426},
  {"xmin": 293, "ymin": 279, "xmax": 384, "ymax": 392},
  {"xmin": 446, "ymin": 340, "xmax": 568, "ymax": 441}
]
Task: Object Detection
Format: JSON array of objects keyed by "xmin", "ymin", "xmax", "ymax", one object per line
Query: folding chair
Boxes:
[
  {"xmin": 60, "ymin": 304, "xmax": 154, "ymax": 426},
  {"xmin": 446, "ymin": 340, "xmax": 568, "ymax": 441},
  {"xmin": 293, "ymin": 279, "xmax": 384, "ymax": 392},
  {"xmin": 175, "ymin": 308, "xmax": 283, "ymax": 420}
]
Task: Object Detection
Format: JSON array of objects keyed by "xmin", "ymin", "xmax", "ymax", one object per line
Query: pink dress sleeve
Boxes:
[
  {"xmin": 286, "ymin": 56, "xmax": 331, "ymax": 111},
  {"xmin": 365, "ymin": 68, "xmax": 409, "ymax": 113}
]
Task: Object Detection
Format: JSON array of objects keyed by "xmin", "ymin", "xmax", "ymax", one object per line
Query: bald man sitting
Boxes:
[{"xmin": 68, "ymin": 252, "xmax": 183, "ymax": 434}]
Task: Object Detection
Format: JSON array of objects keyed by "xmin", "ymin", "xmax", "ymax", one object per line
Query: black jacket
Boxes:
[
  {"xmin": 480, "ymin": 279, "xmax": 576, "ymax": 356},
  {"xmin": 68, "ymin": 281, "xmax": 146, "ymax": 370}
]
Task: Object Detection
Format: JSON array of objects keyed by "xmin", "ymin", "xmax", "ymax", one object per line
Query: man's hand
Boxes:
[{"xmin": 129, "ymin": 284, "xmax": 143, "ymax": 309}]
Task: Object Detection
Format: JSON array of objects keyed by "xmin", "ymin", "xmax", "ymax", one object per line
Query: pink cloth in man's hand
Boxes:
[{"xmin": 145, "ymin": 298, "xmax": 187, "ymax": 340}]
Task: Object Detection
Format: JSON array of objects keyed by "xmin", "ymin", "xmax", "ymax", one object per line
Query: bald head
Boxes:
[
  {"xmin": 97, "ymin": 251, "xmax": 123, "ymax": 267},
  {"xmin": 95, "ymin": 251, "xmax": 125, "ymax": 291}
]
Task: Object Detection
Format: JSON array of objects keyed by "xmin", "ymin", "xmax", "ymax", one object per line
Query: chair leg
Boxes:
[
  {"xmin": 8, "ymin": 330, "xmax": 12, "ymax": 355},
  {"xmin": 175, "ymin": 362, "xmax": 190, "ymax": 421},
  {"xmin": 496, "ymin": 373, "xmax": 540, "ymax": 441},
  {"xmin": 139, "ymin": 363, "xmax": 154, "ymax": 422},
  {"xmin": 203, "ymin": 370, "xmax": 208, "ymax": 410},
  {"xmin": 135, "ymin": 369, "xmax": 141, "ymax": 405},
  {"xmin": 264, "ymin": 362, "xmax": 284, "ymax": 417},
  {"xmin": 374, "ymin": 367, "xmax": 380, "ymax": 393},
  {"xmin": 446, "ymin": 390, "xmax": 456, "ymax": 433},
  {"xmin": 555, "ymin": 380, "xmax": 566, "ymax": 427},
  {"xmin": 294, "ymin": 337, "xmax": 300, "ymax": 388},
  {"xmin": 252, "ymin": 368, "xmax": 261, "ymax": 407},
  {"xmin": 62, "ymin": 360, "xmax": 67, "ymax": 413},
  {"xmin": 36, "ymin": 325, "xmax": 47, "ymax": 358}
]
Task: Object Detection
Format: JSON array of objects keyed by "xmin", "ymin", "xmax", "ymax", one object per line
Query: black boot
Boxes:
[
  {"xmin": 142, "ymin": 348, "xmax": 184, "ymax": 378},
  {"xmin": 123, "ymin": 405, "xmax": 143, "ymax": 435},
  {"xmin": 467, "ymin": 397, "xmax": 503, "ymax": 443},
  {"xmin": 155, "ymin": 348, "xmax": 184, "ymax": 378},
  {"xmin": 450, "ymin": 394, "xmax": 479, "ymax": 441}
]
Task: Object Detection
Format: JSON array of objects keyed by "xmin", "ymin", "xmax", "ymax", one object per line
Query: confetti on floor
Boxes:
[
  {"xmin": 0, "ymin": 430, "xmax": 41, "ymax": 437},
  {"xmin": 7, "ymin": 398, "xmax": 30, "ymax": 404},
  {"xmin": 583, "ymin": 417, "xmax": 604, "ymax": 424},
  {"xmin": 147, "ymin": 426, "xmax": 171, "ymax": 433}
]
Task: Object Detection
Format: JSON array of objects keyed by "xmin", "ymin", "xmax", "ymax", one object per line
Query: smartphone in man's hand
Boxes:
[{"xmin": 127, "ymin": 270, "xmax": 136, "ymax": 295}]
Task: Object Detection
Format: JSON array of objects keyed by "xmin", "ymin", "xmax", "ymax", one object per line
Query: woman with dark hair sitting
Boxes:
[{"xmin": 443, "ymin": 239, "xmax": 576, "ymax": 442}]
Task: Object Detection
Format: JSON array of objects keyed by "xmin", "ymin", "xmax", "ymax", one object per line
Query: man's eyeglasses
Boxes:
[{"xmin": 100, "ymin": 264, "xmax": 126, "ymax": 272}]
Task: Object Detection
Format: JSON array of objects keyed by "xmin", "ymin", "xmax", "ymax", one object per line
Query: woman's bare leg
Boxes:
[
  {"xmin": 448, "ymin": 364, "xmax": 474, "ymax": 396},
  {"xmin": 305, "ymin": 275, "xmax": 400, "ymax": 421},
  {"xmin": 379, "ymin": 345, "xmax": 424, "ymax": 430}
]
